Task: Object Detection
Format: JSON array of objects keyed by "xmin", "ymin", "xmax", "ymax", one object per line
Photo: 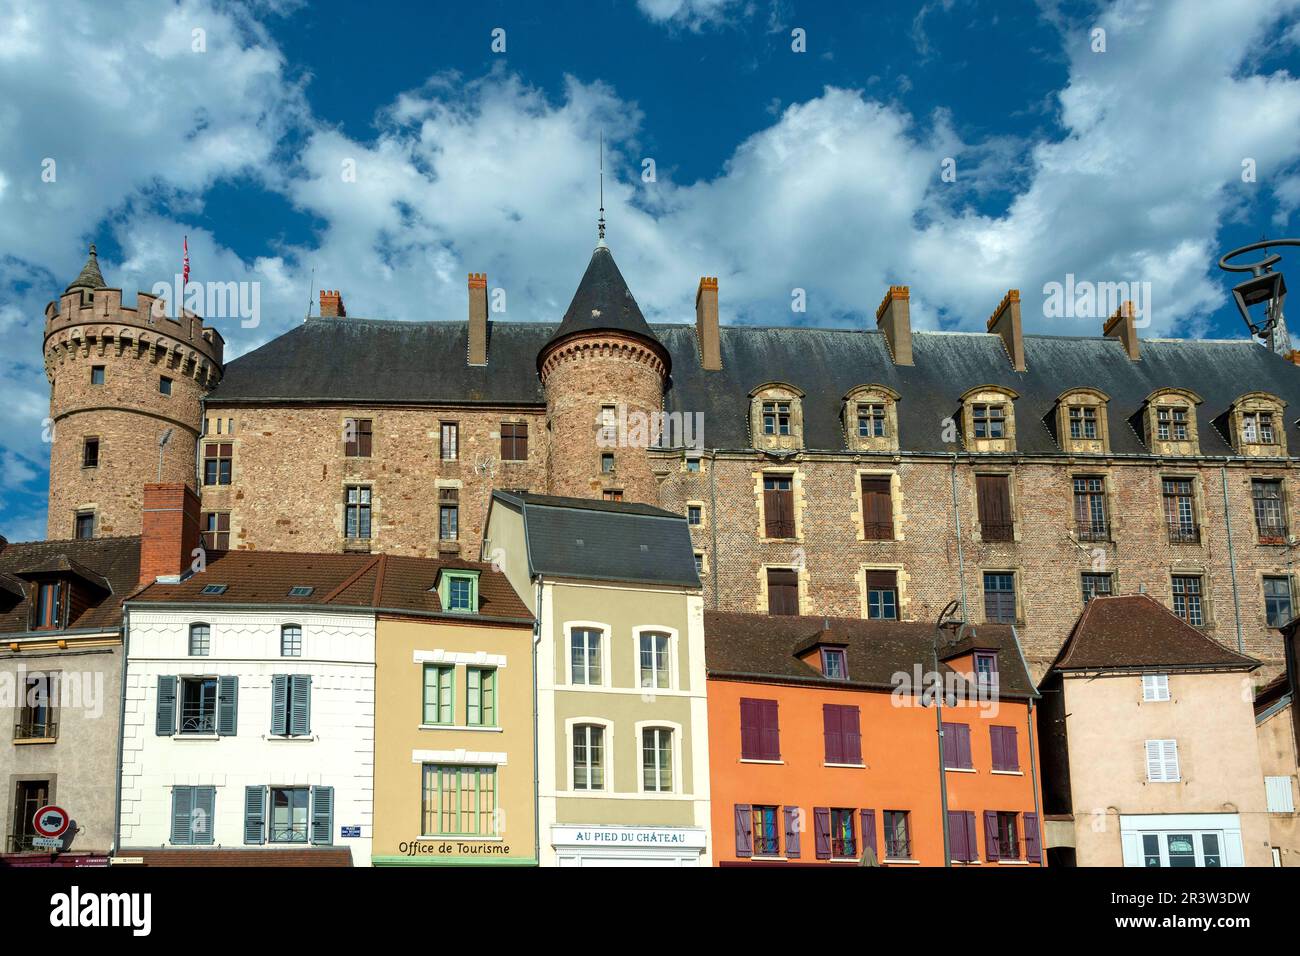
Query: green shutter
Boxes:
[
  {"xmin": 290, "ymin": 674, "xmax": 311, "ymax": 735},
  {"xmin": 271, "ymin": 674, "xmax": 289, "ymax": 735},
  {"xmin": 156, "ymin": 675, "xmax": 177, "ymax": 735},
  {"xmin": 467, "ymin": 668, "xmax": 481, "ymax": 726},
  {"xmin": 439, "ymin": 666, "xmax": 453, "ymax": 724},
  {"xmin": 170, "ymin": 786, "xmax": 193, "ymax": 845},
  {"xmin": 216, "ymin": 676, "xmax": 238, "ymax": 736},
  {"xmin": 193, "ymin": 786, "xmax": 216, "ymax": 845},
  {"xmin": 311, "ymin": 786, "xmax": 334, "ymax": 845},
  {"xmin": 244, "ymin": 785, "xmax": 266, "ymax": 845},
  {"xmin": 482, "ymin": 669, "xmax": 496, "ymax": 727}
]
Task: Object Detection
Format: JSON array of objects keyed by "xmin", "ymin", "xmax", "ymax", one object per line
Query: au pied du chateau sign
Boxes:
[{"xmin": 552, "ymin": 825, "xmax": 707, "ymax": 848}]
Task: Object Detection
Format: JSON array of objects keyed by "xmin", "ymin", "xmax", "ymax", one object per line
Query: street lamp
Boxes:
[{"xmin": 1218, "ymin": 238, "xmax": 1300, "ymax": 355}]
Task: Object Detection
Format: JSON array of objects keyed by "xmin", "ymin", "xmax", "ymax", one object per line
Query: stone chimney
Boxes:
[
  {"xmin": 1103, "ymin": 301, "xmax": 1140, "ymax": 361},
  {"xmin": 468, "ymin": 273, "xmax": 488, "ymax": 366},
  {"xmin": 875, "ymin": 285, "xmax": 913, "ymax": 366},
  {"xmin": 319, "ymin": 289, "xmax": 346, "ymax": 318},
  {"xmin": 139, "ymin": 483, "xmax": 201, "ymax": 585},
  {"xmin": 987, "ymin": 289, "xmax": 1026, "ymax": 372},
  {"xmin": 695, "ymin": 276, "xmax": 721, "ymax": 371}
]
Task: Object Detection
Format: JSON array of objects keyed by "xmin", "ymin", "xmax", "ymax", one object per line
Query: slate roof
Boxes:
[
  {"xmin": 1049, "ymin": 594, "xmax": 1259, "ymax": 673},
  {"xmin": 704, "ymin": 612, "xmax": 1038, "ymax": 700},
  {"xmin": 493, "ymin": 491, "xmax": 701, "ymax": 588},
  {"xmin": 0, "ymin": 536, "xmax": 140, "ymax": 634},
  {"xmin": 65, "ymin": 244, "xmax": 106, "ymax": 293},
  {"xmin": 131, "ymin": 550, "xmax": 533, "ymax": 621},
  {"xmin": 211, "ymin": 311, "xmax": 1300, "ymax": 457}
]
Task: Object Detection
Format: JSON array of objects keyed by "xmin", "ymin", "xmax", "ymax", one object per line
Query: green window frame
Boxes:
[
  {"xmin": 438, "ymin": 571, "xmax": 480, "ymax": 613},
  {"xmin": 421, "ymin": 764, "xmax": 497, "ymax": 837},
  {"xmin": 423, "ymin": 664, "xmax": 454, "ymax": 725},
  {"xmin": 467, "ymin": 667, "xmax": 497, "ymax": 727}
]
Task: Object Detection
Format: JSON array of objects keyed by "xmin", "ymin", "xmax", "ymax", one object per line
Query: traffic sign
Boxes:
[{"xmin": 33, "ymin": 805, "xmax": 69, "ymax": 839}]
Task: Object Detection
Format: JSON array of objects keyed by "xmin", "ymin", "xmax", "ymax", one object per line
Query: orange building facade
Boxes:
[{"xmin": 705, "ymin": 613, "xmax": 1045, "ymax": 866}]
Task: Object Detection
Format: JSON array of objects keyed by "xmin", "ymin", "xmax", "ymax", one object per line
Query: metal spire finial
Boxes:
[{"xmin": 597, "ymin": 130, "xmax": 606, "ymax": 244}]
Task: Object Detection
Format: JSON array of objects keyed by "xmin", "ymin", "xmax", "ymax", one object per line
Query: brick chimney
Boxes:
[
  {"xmin": 140, "ymin": 483, "xmax": 201, "ymax": 585},
  {"xmin": 319, "ymin": 289, "xmax": 346, "ymax": 318},
  {"xmin": 468, "ymin": 273, "xmax": 488, "ymax": 366},
  {"xmin": 875, "ymin": 285, "xmax": 913, "ymax": 366},
  {"xmin": 695, "ymin": 276, "xmax": 721, "ymax": 371},
  {"xmin": 987, "ymin": 289, "xmax": 1026, "ymax": 372},
  {"xmin": 1103, "ymin": 301, "xmax": 1140, "ymax": 361}
]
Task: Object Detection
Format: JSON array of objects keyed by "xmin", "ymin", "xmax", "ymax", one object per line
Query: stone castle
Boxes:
[{"xmin": 42, "ymin": 240, "xmax": 1300, "ymax": 675}]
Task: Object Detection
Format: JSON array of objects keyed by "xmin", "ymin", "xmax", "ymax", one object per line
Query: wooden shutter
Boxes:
[
  {"xmin": 861, "ymin": 477, "xmax": 893, "ymax": 539},
  {"xmin": 289, "ymin": 674, "xmax": 311, "ymax": 736},
  {"xmin": 860, "ymin": 809, "xmax": 877, "ymax": 860},
  {"xmin": 156, "ymin": 675, "xmax": 177, "ymax": 736},
  {"xmin": 813, "ymin": 807, "xmax": 831, "ymax": 860},
  {"xmin": 865, "ymin": 569, "xmax": 897, "ymax": 589},
  {"xmin": 957, "ymin": 723, "xmax": 972, "ymax": 769},
  {"xmin": 1023, "ymin": 812, "xmax": 1041, "ymax": 863},
  {"xmin": 842, "ymin": 706, "xmax": 862, "ymax": 764},
  {"xmin": 271, "ymin": 674, "xmax": 289, "ymax": 735},
  {"xmin": 963, "ymin": 813, "xmax": 978, "ymax": 863},
  {"xmin": 983, "ymin": 810, "xmax": 1000, "ymax": 861},
  {"xmin": 358, "ymin": 419, "xmax": 372, "ymax": 457},
  {"xmin": 739, "ymin": 699, "xmax": 759, "ymax": 759},
  {"xmin": 948, "ymin": 810, "xmax": 969, "ymax": 861},
  {"xmin": 217, "ymin": 675, "xmax": 238, "ymax": 736},
  {"xmin": 311, "ymin": 785, "xmax": 334, "ymax": 845},
  {"xmin": 170, "ymin": 786, "xmax": 194, "ymax": 845},
  {"xmin": 977, "ymin": 475, "xmax": 1012, "ymax": 540},
  {"xmin": 244, "ymin": 785, "xmax": 266, "ymax": 845},
  {"xmin": 784, "ymin": 806, "xmax": 801, "ymax": 858},
  {"xmin": 760, "ymin": 700, "xmax": 780, "ymax": 760},
  {"xmin": 941, "ymin": 721, "xmax": 957, "ymax": 768},
  {"xmin": 822, "ymin": 704, "xmax": 843, "ymax": 763},
  {"xmin": 994, "ymin": 726, "xmax": 1018, "ymax": 771},
  {"xmin": 734, "ymin": 804, "xmax": 753, "ymax": 858},
  {"xmin": 767, "ymin": 569, "xmax": 799, "ymax": 616},
  {"xmin": 763, "ymin": 487, "xmax": 783, "ymax": 537}
]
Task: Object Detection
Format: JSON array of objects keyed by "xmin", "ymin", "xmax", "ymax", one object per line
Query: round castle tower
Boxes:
[
  {"xmin": 538, "ymin": 241, "xmax": 669, "ymax": 504},
  {"xmin": 43, "ymin": 245, "xmax": 224, "ymax": 539}
]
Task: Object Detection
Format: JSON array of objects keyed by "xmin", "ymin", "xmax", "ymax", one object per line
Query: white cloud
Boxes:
[{"xmin": 636, "ymin": 0, "xmax": 745, "ymax": 30}]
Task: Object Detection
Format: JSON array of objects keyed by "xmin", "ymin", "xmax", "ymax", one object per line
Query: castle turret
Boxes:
[
  {"xmin": 538, "ymin": 242, "xmax": 669, "ymax": 504},
  {"xmin": 43, "ymin": 244, "xmax": 224, "ymax": 539}
]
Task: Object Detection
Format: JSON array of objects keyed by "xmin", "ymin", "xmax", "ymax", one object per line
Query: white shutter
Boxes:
[
  {"xmin": 1142, "ymin": 674, "xmax": 1170, "ymax": 702},
  {"xmin": 1162, "ymin": 739, "xmax": 1180, "ymax": 781},
  {"xmin": 1266, "ymin": 776, "xmax": 1297, "ymax": 813},
  {"xmin": 1146, "ymin": 739, "xmax": 1180, "ymax": 781},
  {"xmin": 1145, "ymin": 740, "xmax": 1164, "ymax": 781}
]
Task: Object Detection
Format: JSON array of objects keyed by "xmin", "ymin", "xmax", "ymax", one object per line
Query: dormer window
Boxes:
[
  {"xmin": 33, "ymin": 581, "xmax": 64, "ymax": 630},
  {"xmin": 973, "ymin": 404, "xmax": 1005, "ymax": 438},
  {"xmin": 974, "ymin": 651, "xmax": 999, "ymax": 694},
  {"xmin": 437, "ymin": 570, "xmax": 480, "ymax": 614},
  {"xmin": 1054, "ymin": 388, "xmax": 1111, "ymax": 454},
  {"xmin": 1143, "ymin": 388, "xmax": 1202, "ymax": 455},
  {"xmin": 1227, "ymin": 393, "xmax": 1287, "ymax": 456},
  {"xmin": 960, "ymin": 386, "xmax": 1018, "ymax": 452},
  {"xmin": 843, "ymin": 385, "xmax": 900, "ymax": 452},
  {"xmin": 749, "ymin": 383, "xmax": 804, "ymax": 451},
  {"xmin": 1069, "ymin": 406, "xmax": 1097, "ymax": 439},
  {"xmin": 1156, "ymin": 405, "xmax": 1189, "ymax": 441},
  {"xmin": 821, "ymin": 647, "xmax": 848, "ymax": 680}
]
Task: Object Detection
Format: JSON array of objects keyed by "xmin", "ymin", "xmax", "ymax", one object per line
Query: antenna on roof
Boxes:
[
  {"xmin": 597, "ymin": 129, "xmax": 606, "ymax": 245},
  {"xmin": 157, "ymin": 428, "xmax": 173, "ymax": 482},
  {"xmin": 305, "ymin": 267, "xmax": 316, "ymax": 322}
]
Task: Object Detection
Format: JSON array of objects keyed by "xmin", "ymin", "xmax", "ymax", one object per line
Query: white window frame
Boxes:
[
  {"xmin": 634, "ymin": 719, "xmax": 683, "ymax": 795},
  {"xmin": 1265, "ymin": 776, "xmax": 1297, "ymax": 813},
  {"xmin": 1141, "ymin": 673, "xmax": 1170, "ymax": 702},
  {"xmin": 631, "ymin": 625, "xmax": 679, "ymax": 692},
  {"xmin": 565, "ymin": 716, "xmax": 614, "ymax": 793},
  {"xmin": 564, "ymin": 622, "xmax": 610, "ymax": 688},
  {"xmin": 1145, "ymin": 738, "xmax": 1180, "ymax": 782}
]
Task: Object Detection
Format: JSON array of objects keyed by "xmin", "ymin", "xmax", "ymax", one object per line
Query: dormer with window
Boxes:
[
  {"xmin": 1226, "ymin": 392, "xmax": 1287, "ymax": 457},
  {"xmin": 959, "ymin": 385, "xmax": 1018, "ymax": 453},
  {"xmin": 12, "ymin": 553, "xmax": 112, "ymax": 634},
  {"xmin": 435, "ymin": 568, "xmax": 480, "ymax": 614},
  {"xmin": 1053, "ymin": 387, "xmax": 1110, "ymax": 454},
  {"xmin": 1142, "ymin": 388, "xmax": 1201, "ymax": 456},
  {"xmin": 749, "ymin": 383, "xmax": 804, "ymax": 452},
  {"xmin": 842, "ymin": 384, "xmax": 900, "ymax": 452}
]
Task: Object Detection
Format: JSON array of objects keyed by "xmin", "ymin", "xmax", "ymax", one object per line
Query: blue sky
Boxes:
[{"xmin": 2, "ymin": 0, "xmax": 1300, "ymax": 540}]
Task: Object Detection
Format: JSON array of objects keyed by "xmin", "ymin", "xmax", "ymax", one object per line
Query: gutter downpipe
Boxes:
[
  {"xmin": 1011, "ymin": 625, "xmax": 1045, "ymax": 867},
  {"xmin": 709, "ymin": 450, "xmax": 720, "ymax": 610},
  {"xmin": 112, "ymin": 608, "xmax": 131, "ymax": 858},
  {"xmin": 1220, "ymin": 462, "xmax": 1245, "ymax": 654},
  {"xmin": 533, "ymin": 574, "xmax": 543, "ymax": 868},
  {"xmin": 950, "ymin": 453, "xmax": 968, "ymax": 621}
]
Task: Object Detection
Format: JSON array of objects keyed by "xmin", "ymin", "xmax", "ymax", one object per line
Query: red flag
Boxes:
[{"xmin": 183, "ymin": 235, "xmax": 190, "ymax": 286}]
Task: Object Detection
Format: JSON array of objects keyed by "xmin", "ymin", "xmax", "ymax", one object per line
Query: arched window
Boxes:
[
  {"xmin": 1143, "ymin": 388, "xmax": 1202, "ymax": 455},
  {"xmin": 959, "ymin": 385, "xmax": 1019, "ymax": 452},
  {"xmin": 843, "ymin": 384, "xmax": 901, "ymax": 451},
  {"xmin": 188, "ymin": 623, "xmax": 210, "ymax": 657},
  {"xmin": 749, "ymin": 383, "xmax": 805, "ymax": 451},
  {"xmin": 280, "ymin": 624, "xmax": 302, "ymax": 658}
]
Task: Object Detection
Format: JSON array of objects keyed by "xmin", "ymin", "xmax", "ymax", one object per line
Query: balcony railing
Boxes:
[
  {"xmin": 885, "ymin": 837, "xmax": 912, "ymax": 860},
  {"xmin": 1075, "ymin": 520, "xmax": 1109, "ymax": 542},
  {"xmin": 13, "ymin": 718, "xmax": 57, "ymax": 740},
  {"xmin": 1257, "ymin": 522, "xmax": 1288, "ymax": 545},
  {"xmin": 179, "ymin": 707, "xmax": 216, "ymax": 735},
  {"xmin": 1167, "ymin": 523, "xmax": 1200, "ymax": 544},
  {"xmin": 6, "ymin": 833, "xmax": 43, "ymax": 853},
  {"xmin": 831, "ymin": 838, "xmax": 858, "ymax": 859}
]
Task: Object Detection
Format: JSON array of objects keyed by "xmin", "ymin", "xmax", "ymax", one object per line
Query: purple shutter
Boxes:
[
  {"xmin": 983, "ymin": 810, "xmax": 1000, "ymax": 861},
  {"xmin": 739, "ymin": 699, "xmax": 758, "ymax": 759},
  {"xmin": 964, "ymin": 813, "xmax": 979, "ymax": 862},
  {"xmin": 957, "ymin": 723, "xmax": 973, "ymax": 769},
  {"xmin": 814, "ymin": 807, "xmax": 831, "ymax": 860},
  {"xmin": 760, "ymin": 700, "xmax": 780, "ymax": 760},
  {"xmin": 1004, "ymin": 726, "xmax": 1019, "ymax": 771},
  {"xmin": 823, "ymin": 704, "xmax": 843, "ymax": 764},
  {"xmin": 734, "ymin": 804, "xmax": 753, "ymax": 858},
  {"xmin": 1024, "ymin": 812, "xmax": 1041, "ymax": 863},
  {"xmin": 784, "ymin": 806, "xmax": 801, "ymax": 858},
  {"xmin": 843, "ymin": 706, "xmax": 862, "ymax": 765},
  {"xmin": 948, "ymin": 810, "xmax": 968, "ymax": 861},
  {"xmin": 941, "ymin": 722, "xmax": 957, "ymax": 768},
  {"xmin": 860, "ymin": 809, "xmax": 876, "ymax": 859},
  {"xmin": 990, "ymin": 726, "xmax": 1006, "ymax": 771}
]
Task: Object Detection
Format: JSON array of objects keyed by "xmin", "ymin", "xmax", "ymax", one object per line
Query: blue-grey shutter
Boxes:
[
  {"xmin": 170, "ymin": 786, "xmax": 193, "ymax": 845},
  {"xmin": 311, "ymin": 785, "xmax": 334, "ymax": 845},
  {"xmin": 270, "ymin": 674, "xmax": 289, "ymax": 735},
  {"xmin": 216, "ymin": 676, "xmax": 238, "ymax": 736},
  {"xmin": 290, "ymin": 674, "xmax": 312, "ymax": 736},
  {"xmin": 192, "ymin": 786, "xmax": 216, "ymax": 845},
  {"xmin": 244, "ymin": 785, "xmax": 266, "ymax": 845},
  {"xmin": 156, "ymin": 675, "xmax": 177, "ymax": 735}
]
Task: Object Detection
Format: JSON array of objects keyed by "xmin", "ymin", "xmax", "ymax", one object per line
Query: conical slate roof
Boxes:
[
  {"xmin": 65, "ymin": 243, "xmax": 106, "ymax": 293},
  {"xmin": 540, "ymin": 243, "xmax": 668, "ymax": 370}
]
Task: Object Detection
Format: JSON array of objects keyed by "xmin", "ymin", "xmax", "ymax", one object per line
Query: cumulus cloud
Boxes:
[{"xmin": 636, "ymin": 0, "xmax": 746, "ymax": 30}]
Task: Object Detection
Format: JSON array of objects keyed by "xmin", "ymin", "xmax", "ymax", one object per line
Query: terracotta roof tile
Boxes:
[{"xmin": 0, "ymin": 536, "xmax": 139, "ymax": 634}]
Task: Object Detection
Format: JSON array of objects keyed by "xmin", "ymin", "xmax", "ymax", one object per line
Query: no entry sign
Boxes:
[{"xmin": 33, "ymin": 805, "xmax": 70, "ymax": 839}]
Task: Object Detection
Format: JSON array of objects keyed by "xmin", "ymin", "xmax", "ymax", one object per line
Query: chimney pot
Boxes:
[
  {"xmin": 139, "ymin": 483, "xmax": 202, "ymax": 585},
  {"xmin": 987, "ymin": 289, "xmax": 1026, "ymax": 372},
  {"xmin": 695, "ymin": 276, "xmax": 721, "ymax": 371},
  {"xmin": 319, "ymin": 289, "xmax": 346, "ymax": 318},
  {"xmin": 875, "ymin": 285, "xmax": 913, "ymax": 366},
  {"xmin": 468, "ymin": 273, "xmax": 488, "ymax": 365},
  {"xmin": 1103, "ymin": 300, "xmax": 1140, "ymax": 361}
]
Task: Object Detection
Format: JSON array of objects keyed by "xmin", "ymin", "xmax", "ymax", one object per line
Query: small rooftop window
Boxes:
[
  {"xmin": 288, "ymin": 586, "xmax": 314, "ymax": 597},
  {"xmin": 200, "ymin": 584, "xmax": 227, "ymax": 595}
]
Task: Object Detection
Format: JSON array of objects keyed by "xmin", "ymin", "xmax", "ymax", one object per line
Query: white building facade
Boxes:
[{"xmin": 119, "ymin": 606, "xmax": 376, "ymax": 865}]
